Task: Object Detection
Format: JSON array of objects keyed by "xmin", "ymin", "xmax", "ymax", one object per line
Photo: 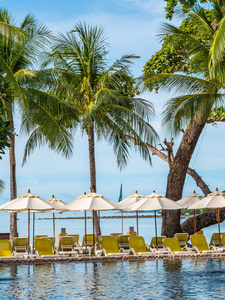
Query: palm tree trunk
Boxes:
[
  {"xmin": 88, "ymin": 125, "xmax": 101, "ymax": 237},
  {"xmin": 9, "ymin": 116, "xmax": 17, "ymax": 240},
  {"xmin": 162, "ymin": 116, "xmax": 205, "ymax": 237}
]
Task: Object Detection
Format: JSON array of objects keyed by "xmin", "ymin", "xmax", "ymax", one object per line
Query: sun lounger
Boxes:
[
  {"xmin": 80, "ymin": 234, "xmax": 97, "ymax": 255},
  {"xmin": 97, "ymin": 236, "xmax": 126, "ymax": 256},
  {"xmin": 58, "ymin": 236, "xmax": 77, "ymax": 256},
  {"xmin": 149, "ymin": 236, "xmax": 169, "ymax": 253},
  {"xmin": 129, "ymin": 236, "xmax": 155, "ymax": 255},
  {"xmin": 66, "ymin": 234, "xmax": 80, "ymax": 246},
  {"xmin": 12, "ymin": 237, "xmax": 29, "ymax": 257},
  {"xmin": 209, "ymin": 233, "xmax": 225, "ymax": 247},
  {"xmin": 34, "ymin": 238, "xmax": 55, "ymax": 257},
  {"xmin": 117, "ymin": 235, "xmax": 131, "ymax": 252},
  {"xmin": 163, "ymin": 238, "xmax": 194, "ymax": 254},
  {"xmin": 190, "ymin": 234, "xmax": 223, "ymax": 253},
  {"xmin": 174, "ymin": 233, "xmax": 190, "ymax": 250},
  {"xmin": 0, "ymin": 240, "xmax": 16, "ymax": 259}
]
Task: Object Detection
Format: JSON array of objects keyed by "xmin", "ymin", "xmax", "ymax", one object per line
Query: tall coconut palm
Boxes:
[
  {"xmin": 142, "ymin": 2, "xmax": 225, "ymax": 236},
  {"xmin": 23, "ymin": 23, "xmax": 158, "ymax": 235},
  {"xmin": 0, "ymin": 9, "xmax": 78, "ymax": 240}
]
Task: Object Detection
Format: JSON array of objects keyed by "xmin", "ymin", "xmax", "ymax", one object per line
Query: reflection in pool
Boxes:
[{"xmin": 0, "ymin": 259, "xmax": 224, "ymax": 299}]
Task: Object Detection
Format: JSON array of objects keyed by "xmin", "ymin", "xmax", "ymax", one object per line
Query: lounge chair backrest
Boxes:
[
  {"xmin": 190, "ymin": 235, "xmax": 209, "ymax": 252},
  {"xmin": 0, "ymin": 240, "xmax": 12, "ymax": 257},
  {"xmin": 117, "ymin": 235, "xmax": 131, "ymax": 249},
  {"xmin": 34, "ymin": 235, "xmax": 48, "ymax": 240},
  {"xmin": 101, "ymin": 236, "xmax": 120, "ymax": 254},
  {"xmin": 128, "ymin": 236, "xmax": 147, "ymax": 253},
  {"xmin": 163, "ymin": 238, "xmax": 182, "ymax": 253},
  {"xmin": 48, "ymin": 237, "xmax": 55, "ymax": 248},
  {"xmin": 58, "ymin": 236, "xmax": 75, "ymax": 251},
  {"xmin": 150, "ymin": 236, "xmax": 166, "ymax": 248},
  {"xmin": 110, "ymin": 233, "xmax": 122, "ymax": 238},
  {"xmin": 66, "ymin": 234, "xmax": 79, "ymax": 246},
  {"xmin": 34, "ymin": 238, "xmax": 53, "ymax": 256},
  {"xmin": 174, "ymin": 233, "xmax": 189, "ymax": 246},
  {"xmin": 221, "ymin": 234, "xmax": 225, "ymax": 246},
  {"xmin": 13, "ymin": 237, "xmax": 28, "ymax": 252},
  {"xmin": 209, "ymin": 233, "xmax": 225, "ymax": 246},
  {"xmin": 82, "ymin": 234, "xmax": 97, "ymax": 247}
]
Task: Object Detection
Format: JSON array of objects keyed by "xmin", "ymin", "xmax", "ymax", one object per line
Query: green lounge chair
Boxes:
[
  {"xmin": 98, "ymin": 236, "xmax": 126, "ymax": 256},
  {"xmin": 174, "ymin": 233, "xmax": 189, "ymax": 250},
  {"xmin": 190, "ymin": 235, "xmax": 223, "ymax": 253},
  {"xmin": 209, "ymin": 233, "xmax": 225, "ymax": 247},
  {"xmin": 129, "ymin": 236, "xmax": 154, "ymax": 255},
  {"xmin": 0, "ymin": 240, "xmax": 15, "ymax": 258},
  {"xmin": 149, "ymin": 236, "xmax": 169, "ymax": 253},
  {"xmin": 163, "ymin": 238, "xmax": 194, "ymax": 254},
  {"xmin": 12, "ymin": 237, "xmax": 29, "ymax": 256},
  {"xmin": 58, "ymin": 236, "xmax": 77, "ymax": 256},
  {"xmin": 34, "ymin": 238, "xmax": 59, "ymax": 257}
]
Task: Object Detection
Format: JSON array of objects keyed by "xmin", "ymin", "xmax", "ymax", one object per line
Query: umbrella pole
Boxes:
[
  {"xmin": 194, "ymin": 209, "xmax": 196, "ymax": 234},
  {"xmin": 217, "ymin": 208, "xmax": 221, "ymax": 246},
  {"xmin": 98, "ymin": 211, "xmax": 101, "ymax": 235},
  {"xmin": 53, "ymin": 213, "xmax": 55, "ymax": 240},
  {"xmin": 121, "ymin": 211, "xmax": 123, "ymax": 234},
  {"xmin": 32, "ymin": 212, "xmax": 35, "ymax": 254},
  {"xmin": 93, "ymin": 209, "xmax": 95, "ymax": 255},
  {"xmin": 85, "ymin": 211, "xmax": 87, "ymax": 256},
  {"xmin": 28, "ymin": 209, "xmax": 30, "ymax": 254},
  {"xmin": 136, "ymin": 211, "xmax": 139, "ymax": 236},
  {"xmin": 155, "ymin": 210, "xmax": 158, "ymax": 251}
]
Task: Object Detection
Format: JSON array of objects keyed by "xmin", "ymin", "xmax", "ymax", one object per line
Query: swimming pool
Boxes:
[{"xmin": 0, "ymin": 259, "xmax": 224, "ymax": 299}]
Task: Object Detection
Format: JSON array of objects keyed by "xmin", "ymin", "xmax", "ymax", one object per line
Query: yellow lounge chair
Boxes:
[
  {"xmin": 174, "ymin": 233, "xmax": 189, "ymax": 250},
  {"xmin": 12, "ymin": 237, "xmax": 29, "ymax": 256},
  {"xmin": 0, "ymin": 240, "xmax": 15, "ymax": 258},
  {"xmin": 220, "ymin": 234, "xmax": 225, "ymax": 247},
  {"xmin": 34, "ymin": 235, "xmax": 48, "ymax": 240},
  {"xmin": 66, "ymin": 234, "xmax": 80, "ymax": 246},
  {"xmin": 117, "ymin": 235, "xmax": 131, "ymax": 250},
  {"xmin": 129, "ymin": 236, "xmax": 154, "ymax": 255},
  {"xmin": 209, "ymin": 233, "xmax": 225, "ymax": 247},
  {"xmin": 163, "ymin": 238, "xmax": 194, "ymax": 254},
  {"xmin": 81, "ymin": 234, "xmax": 97, "ymax": 255},
  {"xmin": 34, "ymin": 238, "xmax": 58, "ymax": 257},
  {"xmin": 190, "ymin": 235, "xmax": 223, "ymax": 253},
  {"xmin": 58, "ymin": 236, "xmax": 77, "ymax": 256},
  {"xmin": 98, "ymin": 236, "xmax": 126, "ymax": 256},
  {"xmin": 149, "ymin": 236, "xmax": 168, "ymax": 253},
  {"xmin": 110, "ymin": 233, "xmax": 122, "ymax": 238}
]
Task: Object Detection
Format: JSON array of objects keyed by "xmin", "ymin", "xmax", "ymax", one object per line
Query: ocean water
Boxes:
[{"xmin": 0, "ymin": 259, "xmax": 225, "ymax": 299}]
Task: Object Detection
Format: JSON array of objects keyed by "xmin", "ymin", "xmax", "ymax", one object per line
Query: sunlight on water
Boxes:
[{"xmin": 0, "ymin": 259, "xmax": 224, "ymax": 299}]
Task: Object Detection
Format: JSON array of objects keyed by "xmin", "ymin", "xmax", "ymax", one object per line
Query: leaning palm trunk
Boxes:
[
  {"xmin": 88, "ymin": 125, "xmax": 101, "ymax": 236},
  {"xmin": 9, "ymin": 117, "xmax": 17, "ymax": 240},
  {"xmin": 162, "ymin": 112, "xmax": 205, "ymax": 237}
]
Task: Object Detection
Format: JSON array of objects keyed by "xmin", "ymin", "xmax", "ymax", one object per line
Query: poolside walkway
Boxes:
[{"xmin": 2, "ymin": 252, "xmax": 225, "ymax": 265}]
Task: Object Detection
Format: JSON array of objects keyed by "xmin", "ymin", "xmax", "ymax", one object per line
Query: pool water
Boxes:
[{"xmin": 0, "ymin": 259, "xmax": 225, "ymax": 299}]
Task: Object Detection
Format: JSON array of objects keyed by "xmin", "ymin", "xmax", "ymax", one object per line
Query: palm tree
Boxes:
[
  {"xmin": 143, "ymin": 2, "xmax": 225, "ymax": 236},
  {"xmin": 23, "ymin": 22, "xmax": 158, "ymax": 235},
  {"xmin": 0, "ymin": 9, "xmax": 78, "ymax": 239}
]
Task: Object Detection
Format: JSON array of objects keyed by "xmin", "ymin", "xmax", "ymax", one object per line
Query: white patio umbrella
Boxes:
[
  {"xmin": 118, "ymin": 190, "xmax": 145, "ymax": 235},
  {"xmin": 0, "ymin": 189, "xmax": 56, "ymax": 251},
  {"xmin": 177, "ymin": 190, "xmax": 203, "ymax": 234},
  {"xmin": 48, "ymin": 195, "xmax": 66, "ymax": 239},
  {"xmin": 189, "ymin": 188, "xmax": 225, "ymax": 245},
  {"xmin": 128, "ymin": 191, "xmax": 183, "ymax": 249},
  {"xmin": 63, "ymin": 190, "xmax": 121, "ymax": 254}
]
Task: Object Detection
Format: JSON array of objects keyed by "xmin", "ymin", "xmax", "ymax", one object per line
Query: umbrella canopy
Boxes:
[
  {"xmin": 128, "ymin": 192, "xmax": 183, "ymax": 211},
  {"xmin": 63, "ymin": 191, "xmax": 120, "ymax": 211},
  {"xmin": 189, "ymin": 188, "xmax": 225, "ymax": 245},
  {"xmin": 188, "ymin": 189, "xmax": 225, "ymax": 209},
  {"xmin": 0, "ymin": 190, "xmax": 56, "ymax": 212},
  {"xmin": 178, "ymin": 190, "xmax": 203, "ymax": 234},
  {"xmin": 118, "ymin": 191, "xmax": 145, "ymax": 210},
  {"xmin": 177, "ymin": 190, "xmax": 203, "ymax": 208}
]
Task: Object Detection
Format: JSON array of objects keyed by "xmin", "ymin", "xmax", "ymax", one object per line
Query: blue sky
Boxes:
[{"xmin": 0, "ymin": 0, "xmax": 224, "ymax": 209}]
